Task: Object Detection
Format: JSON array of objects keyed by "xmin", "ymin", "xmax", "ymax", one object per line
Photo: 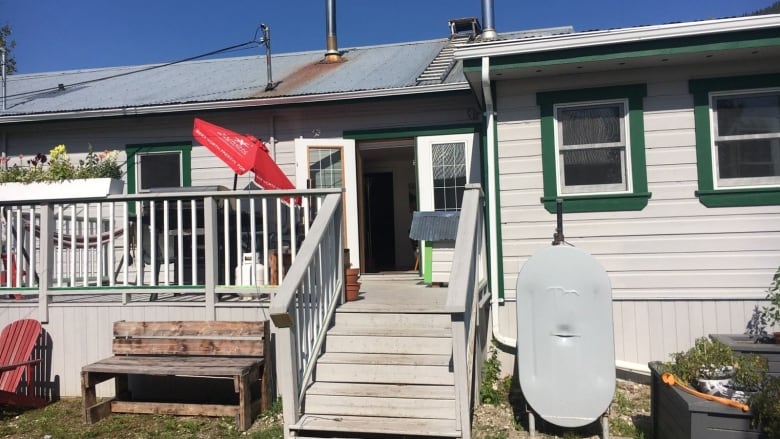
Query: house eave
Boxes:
[
  {"xmin": 0, "ymin": 82, "xmax": 471, "ymax": 124},
  {"xmin": 454, "ymin": 14, "xmax": 780, "ymax": 61}
]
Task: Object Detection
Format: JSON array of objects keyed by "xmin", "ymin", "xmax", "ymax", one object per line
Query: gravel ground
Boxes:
[{"xmin": 472, "ymin": 379, "xmax": 652, "ymax": 439}]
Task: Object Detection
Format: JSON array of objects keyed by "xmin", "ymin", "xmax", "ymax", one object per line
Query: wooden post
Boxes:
[
  {"xmin": 204, "ymin": 196, "xmax": 218, "ymax": 320},
  {"xmin": 38, "ymin": 203, "xmax": 54, "ymax": 323}
]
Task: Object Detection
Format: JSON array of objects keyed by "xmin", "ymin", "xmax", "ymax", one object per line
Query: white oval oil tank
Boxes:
[{"xmin": 515, "ymin": 245, "xmax": 615, "ymax": 428}]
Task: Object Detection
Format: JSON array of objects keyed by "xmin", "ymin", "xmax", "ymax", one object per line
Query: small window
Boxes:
[
  {"xmin": 712, "ymin": 91, "xmax": 780, "ymax": 188},
  {"xmin": 125, "ymin": 143, "xmax": 192, "ymax": 195},
  {"xmin": 432, "ymin": 141, "xmax": 467, "ymax": 211},
  {"xmin": 556, "ymin": 102, "xmax": 629, "ymax": 194},
  {"xmin": 138, "ymin": 152, "xmax": 182, "ymax": 191}
]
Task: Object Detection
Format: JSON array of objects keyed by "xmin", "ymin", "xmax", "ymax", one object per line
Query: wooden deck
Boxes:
[{"xmin": 343, "ymin": 272, "xmax": 448, "ymax": 312}]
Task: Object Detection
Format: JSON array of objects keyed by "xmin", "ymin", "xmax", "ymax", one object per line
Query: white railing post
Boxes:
[
  {"xmin": 38, "ymin": 204, "xmax": 54, "ymax": 323},
  {"xmin": 203, "ymin": 196, "xmax": 218, "ymax": 320}
]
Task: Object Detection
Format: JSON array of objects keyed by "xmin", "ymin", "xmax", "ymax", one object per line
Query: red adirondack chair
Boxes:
[{"xmin": 0, "ymin": 319, "xmax": 46, "ymax": 408}]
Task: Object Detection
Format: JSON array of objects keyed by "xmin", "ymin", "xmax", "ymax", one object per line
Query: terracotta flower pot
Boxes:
[{"xmin": 345, "ymin": 282, "xmax": 361, "ymax": 301}]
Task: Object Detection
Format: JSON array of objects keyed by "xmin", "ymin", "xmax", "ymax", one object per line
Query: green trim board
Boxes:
[
  {"xmin": 424, "ymin": 241, "xmax": 433, "ymax": 284},
  {"xmin": 344, "ymin": 124, "xmax": 480, "ymax": 140},
  {"xmin": 464, "ymin": 28, "xmax": 780, "ymax": 74},
  {"xmin": 536, "ymin": 84, "xmax": 651, "ymax": 213},
  {"xmin": 689, "ymin": 73, "xmax": 780, "ymax": 207}
]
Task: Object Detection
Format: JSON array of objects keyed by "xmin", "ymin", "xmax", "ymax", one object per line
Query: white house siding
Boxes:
[
  {"xmin": 0, "ymin": 304, "xmax": 272, "ymax": 398},
  {"xmin": 493, "ymin": 62, "xmax": 780, "ymax": 368}
]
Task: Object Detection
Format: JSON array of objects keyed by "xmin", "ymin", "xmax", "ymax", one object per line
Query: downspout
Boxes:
[{"xmin": 481, "ymin": 56, "xmax": 514, "ymax": 349}]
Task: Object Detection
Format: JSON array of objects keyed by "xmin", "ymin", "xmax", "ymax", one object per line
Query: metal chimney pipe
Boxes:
[
  {"xmin": 481, "ymin": 0, "xmax": 498, "ymax": 40},
  {"xmin": 1, "ymin": 48, "xmax": 6, "ymax": 111},
  {"xmin": 261, "ymin": 24, "xmax": 275, "ymax": 91},
  {"xmin": 324, "ymin": 0, "xmax": 341, "ymax": 62}
]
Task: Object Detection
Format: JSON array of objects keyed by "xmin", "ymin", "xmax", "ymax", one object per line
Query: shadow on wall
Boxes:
[{"xmin": 29, "ymin": 328, "xmax": 59, "ymax": 403}]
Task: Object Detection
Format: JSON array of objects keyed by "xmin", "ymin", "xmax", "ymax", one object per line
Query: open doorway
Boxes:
[{"xmin": 358, "ymin": 139, "xmax": 416, "ymax": 273}]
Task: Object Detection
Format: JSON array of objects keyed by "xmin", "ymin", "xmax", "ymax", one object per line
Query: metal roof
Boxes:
[{"xmin": 0, "ymin": 26, "xmax": 571, "ymax": 121}]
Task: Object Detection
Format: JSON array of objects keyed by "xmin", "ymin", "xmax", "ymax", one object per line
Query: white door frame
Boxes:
[
  {"xmin": 295, "ymin": 138, "xmax": 360, "ymax": 269},
  {"xmin": 416, "ymin": 133, "xmax": 480, "ymax": 211}
]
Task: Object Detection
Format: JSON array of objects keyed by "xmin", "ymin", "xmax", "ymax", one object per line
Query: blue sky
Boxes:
[{"xmin": 3, "ymin": 0, "xmax": 775, "ymax": 74}]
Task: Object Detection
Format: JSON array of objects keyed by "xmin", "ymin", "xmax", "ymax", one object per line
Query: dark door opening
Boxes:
[{"xmin": 364, "ymin": 172, "xmax": 396, "ymax": 272}]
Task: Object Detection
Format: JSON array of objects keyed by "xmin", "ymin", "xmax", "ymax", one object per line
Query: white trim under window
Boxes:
[
  {"xmin": 553, "ymin": 99, "xmax": 632, "ymax": 195},
  {"xmin": 709, "ymin": 88, "xmax": 780, "ymax": 189}
]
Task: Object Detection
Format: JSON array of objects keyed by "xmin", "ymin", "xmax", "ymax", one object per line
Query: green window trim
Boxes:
[
  {"xmin": 126, "ymin": 142, "xmax": 193, "ymax": 195},
  {"xmin": 536, "ymin": 84, "xmax": 651, "ymax": 213},
  {"xmin": 689, "ymin": 73, "xmax": 780, "ymax": 208}
]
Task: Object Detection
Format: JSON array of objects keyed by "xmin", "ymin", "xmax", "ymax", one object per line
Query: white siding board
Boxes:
[{"xmin": 645, "ymin": 147, "xmax": 697, "ymax": 166}]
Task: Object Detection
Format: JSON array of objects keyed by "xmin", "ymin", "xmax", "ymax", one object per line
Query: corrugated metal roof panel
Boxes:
[{"xmin": 0, "ymin": 27, "xmax": 570, "ymax": 118}]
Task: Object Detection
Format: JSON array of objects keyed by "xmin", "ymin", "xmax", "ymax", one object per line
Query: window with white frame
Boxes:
[
  {"xmin": 711, "ymin": 90, "xmax": 780, "ymax": 188},
  {"xmin": 555, "ymin": 100, "xmax": 630, "ymax": 195},
  {"xmin": 432, "ymin": 141, "xmax": 467, "ymax": 211},
  {"xmin": 536, "ymin": 84, "xmax": 649, "ymax": 213}
]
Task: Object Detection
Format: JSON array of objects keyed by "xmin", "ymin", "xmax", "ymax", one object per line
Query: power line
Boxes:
[{"xmin": 5, "ymin": 39, "xmax": 261, "ymax": 100}]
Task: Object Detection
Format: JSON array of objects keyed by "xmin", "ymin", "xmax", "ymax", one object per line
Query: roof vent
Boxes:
[{"xmin": 448, "ymin": 17, "xmax": 482, "ymax": 38}]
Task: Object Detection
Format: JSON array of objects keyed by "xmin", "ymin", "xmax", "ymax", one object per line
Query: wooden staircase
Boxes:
[{"xmin": 290, "ymin": 285, "xmax": 461, "ymax": 438}]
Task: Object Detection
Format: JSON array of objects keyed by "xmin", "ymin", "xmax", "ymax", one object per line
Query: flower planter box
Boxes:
[
  {"xmin": 649, "ymin": 362, "xmax": 767, "ymax": 439},
  {"xmin": 0, "ymin": 178, "xmax": 124, "ymax": 202},
  {"xmin": 710, "ymin": 334, "xmax": 780, "ymax": 377}
]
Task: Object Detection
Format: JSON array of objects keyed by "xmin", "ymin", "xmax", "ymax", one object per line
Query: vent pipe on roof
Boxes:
[
  {"xmin": 324, "ymin": 0, "xmax": 342, "ymax": 63},
  {"xmin": 259, "ymin": 24, "xmax": 276, "ymax": 91},
  {"xmin": 481, "ymin": 0, "xmax": 497, "ymax": 40}
]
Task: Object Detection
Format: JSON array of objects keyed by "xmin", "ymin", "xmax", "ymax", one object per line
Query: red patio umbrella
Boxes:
[
  {"xmin": 193, "ymin": 118, "xmax": 257, "ymax": 175},
  {"xmin": 193, "ymin": 118, "xmax": 299, "ymax": 204}
]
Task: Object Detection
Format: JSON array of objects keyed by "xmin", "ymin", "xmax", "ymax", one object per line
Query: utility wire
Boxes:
[{"xmin": 6, "ymin": 39, "xmax": 261, "ymax": 100}]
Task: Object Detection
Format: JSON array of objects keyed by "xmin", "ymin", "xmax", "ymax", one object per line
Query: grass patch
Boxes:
[{"xmin": 0, "ymin": 398, "xmax": 283, "ymax": 439}]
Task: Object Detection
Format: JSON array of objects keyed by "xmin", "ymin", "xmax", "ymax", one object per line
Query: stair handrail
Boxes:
[
  {"xmin": 445, "ymin": 184, "xmax": 489, "ymax": 439},
  {"xmin": 269, "ymin": 192, "xmax": 344, "ymax": 434}
]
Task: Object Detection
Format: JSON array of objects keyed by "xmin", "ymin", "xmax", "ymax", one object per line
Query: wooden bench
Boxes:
[{"xmin": 81, "ymin": 320, "xmax": 272, "ymax": 431}]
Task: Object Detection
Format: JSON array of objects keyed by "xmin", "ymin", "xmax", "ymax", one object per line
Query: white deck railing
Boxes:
[
  {"xmin": 0, "ymin": 188, "xmax": 340, "ymax": 320},
  {"xmin": 446, "ymin": 184, "xmax": 490, "ymax": 439},
  {"xmin": 269, "ymin": 193, "xmax": 343, "ymax": 434}
]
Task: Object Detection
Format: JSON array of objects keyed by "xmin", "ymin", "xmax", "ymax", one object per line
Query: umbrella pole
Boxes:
[{"xmin": 233, "ymin": 173, "xmax": 238, "ymax": 191}]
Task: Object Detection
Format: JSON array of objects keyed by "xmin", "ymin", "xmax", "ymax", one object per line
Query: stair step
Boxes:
[
  {"xmin": 334, "ymin": 312, "xmax": 451, "ymax": 329},
  {"xmin": 328, "ymin": 324, "xmax": 451, "ymax": 338},
  {"xmin": 315, "ymin": 362, "xmax": 454, "ymax": 385},
  {"xmin": 318, "ymin": 352, "xmax": 451, "ymax": 366},
  {"xmin": 292, "ymin": 414, "xmax": 460, "ymax": 437},
  {"xmin": 325, "ymin": 335, "xmax": 452, "ymax": 355},
  {"xmin": 305, "ymin": 394, "xmax": 456, "ymax": 420},
  {"xmin": 307, "ymin": 382, "xmax": 455, "ymax": 400}
]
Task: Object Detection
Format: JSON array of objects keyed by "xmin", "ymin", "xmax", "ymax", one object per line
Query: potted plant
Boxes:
[
  {"xmin": 663, "ymin": 337, "xmax": 767, "ymax": 398},
  {"xmin": 761, "ymin": 266, "xmax": 780, "ymax": 344},
  {"xmin": 0, "ymin": 144, "xmax": 123, "ymax": 201}
]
